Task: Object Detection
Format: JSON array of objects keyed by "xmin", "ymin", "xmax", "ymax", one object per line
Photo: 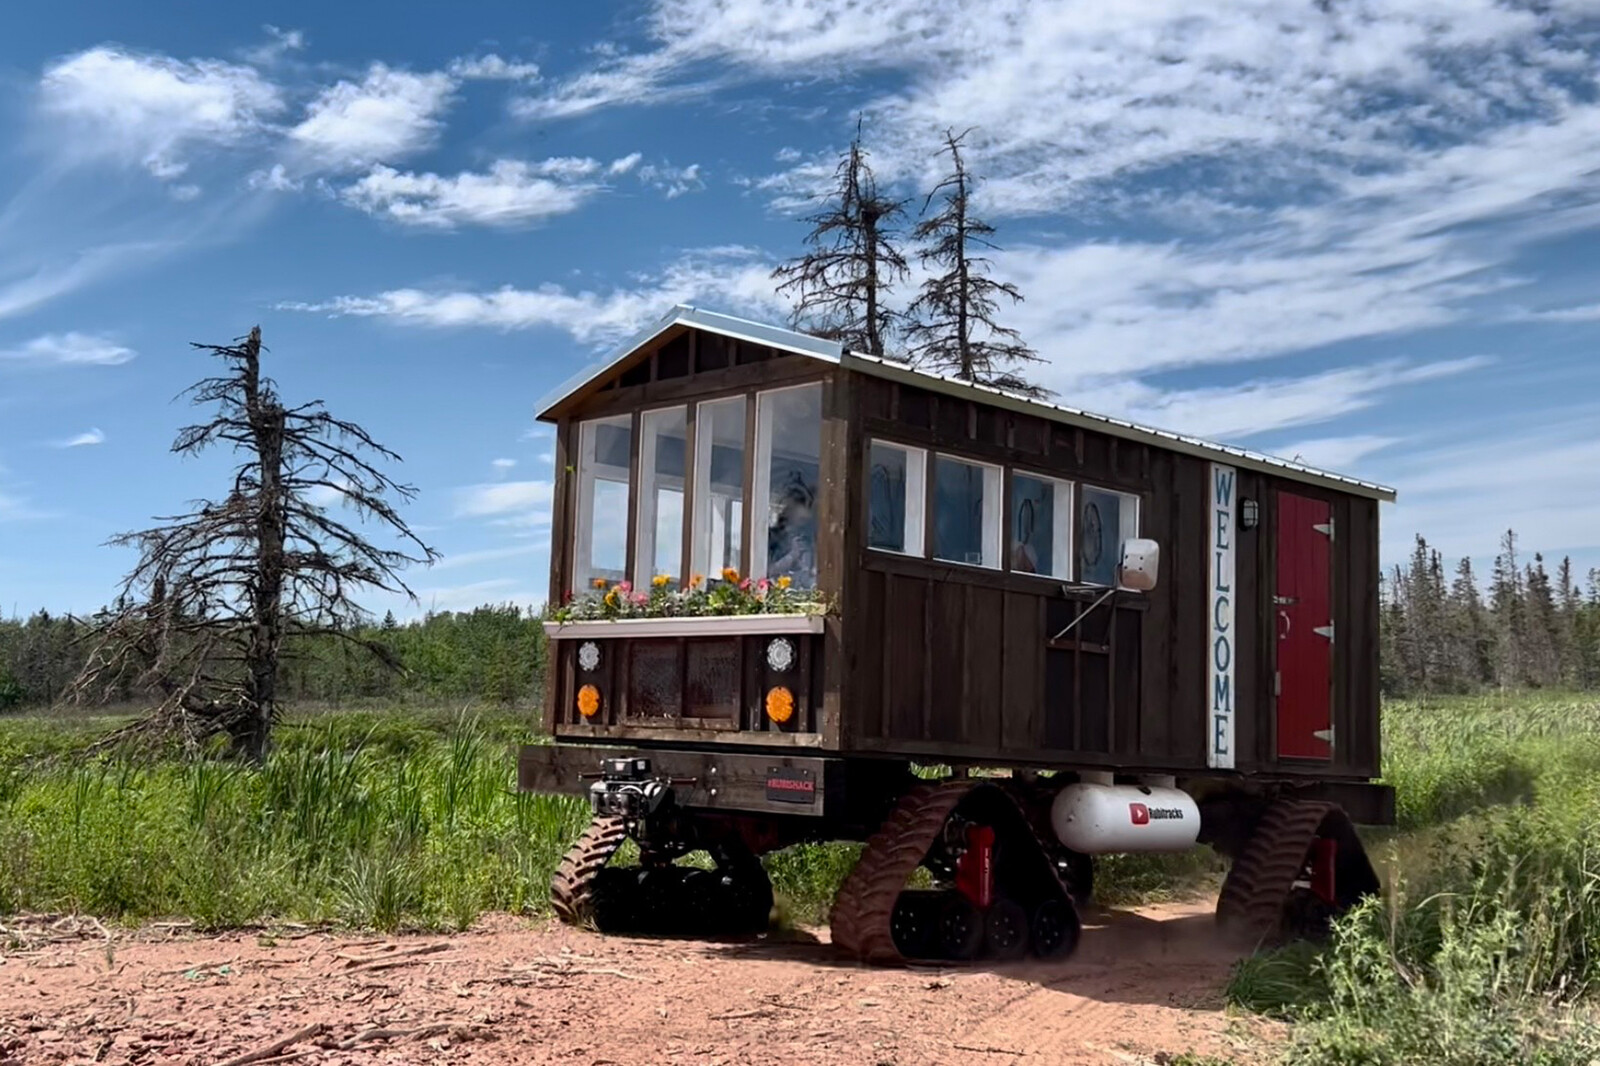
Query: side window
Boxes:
[
  {"xmin": 1079, "ymin": 485, "xmax": 1140, "ymax": 586},
  {"xmin": 690, "ymin": 396, "xmax": 747, "ymax": 580},
  {"xmin": 635, "ymin": 406, "xmax": 687, "ymax": 586},
  {"xmin": 867, "ymin": 441, "xmax": 926, "ymax": 556},
  {"xmin": 751, "ymin": 384, "xmax": 822, "ymax": 587},
  {"xmin": 1010, "ymin": 472, "xmax": 1072, "ymax": 578},
  {"xmin": 932, "ymin": 455, "xmax": 1002, "ymax": 568},
  {"xmin": 573, "ymin": 415, "xmax": 632, "ymax": 590}
]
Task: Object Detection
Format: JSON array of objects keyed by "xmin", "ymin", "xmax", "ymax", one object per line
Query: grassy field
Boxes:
[{"xmin": 2, "ymin": 694, "xmax": 1599, "ymax": 1063}]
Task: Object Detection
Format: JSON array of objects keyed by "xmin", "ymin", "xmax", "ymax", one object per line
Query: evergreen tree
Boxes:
[
  {"xmin": 1448, "ymin": 556, "xmax": 1492, "ymax": 686},
  {"xmin": 1555, "ymin": 556, "xmax": 1580, "ymax": 686},
  {"xmin": 904, "ymin": 128, "xmax": 1046, "ymax": 397},
  {"xmin": 1524, "ymin": 553, "xmax": 1560, "ymax": 687},
  {"xmin": 1489, "ymin": 529, "xmax": 1526, "ymax": 687},
  {"xmin": 772, "ymin": 121, "xmax": 909, "ymax": 356}
]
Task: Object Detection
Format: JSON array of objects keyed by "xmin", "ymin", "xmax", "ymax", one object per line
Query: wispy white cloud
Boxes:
[
  {"xmin": 431, "ymin": 543, "xmax": 540, "ymax": 571},
  {"xmin": 455, "ymin": 480, "xmax": 553, "ymax": 518},
  {"xmin": 449, "ymin": 54, "xmax": 541, "ymax": 82},
  {"xmin": 246, "ymin": 163, "xmax": 302, "ymax": 192},
  {"xmin": 54, "ymin": 428, "xmax": 105, "ymax": 448},
  {"xmin": 37, "ymin": 46, "xmax": 282, "ymax": 181},
  {"xmin": 608, "ymin": 152, "xmax": 643, "ymax": 175},
  {"xmin": 1510, "ymin": 302, "xmax": 1600, "ymax": 323},
  {"xmin": 288, "ymin": 64, "xmax": 454, "ymax": 170},
  {"xmin": 1265, "ymin": 435, "xmax": 1402, "ymax": 473},
  {"xmin": 0, "ymin": 332, "xmax": 136, "ymax": 366},
  {"xmin": 637, "ymin": 161, "xmax": 704, "ymax": 198},
  {"xmin": 337, "ymin": 159, "xmax": 605, "ymax": 229},
  {"xmin": 282, "ymin": 246, "xmax": 784, "ymax": 345},
  {"xmin": 412, "ymin": 577, "xmax": 539, "ymax": 614},
  {"xmin": 243, "ymin": 25, "xmax": 306, "ymax": 66},
  {"xmin": 491, "ymin": 457, "xmax": 517, "ymax": 470}
]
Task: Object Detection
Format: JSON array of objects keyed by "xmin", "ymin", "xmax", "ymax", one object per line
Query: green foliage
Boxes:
[
  {"xmin": 552, "ymin": 572, "xmax": 823, "ymax": 622},
  {"xmin": 1229, "ymin": 692, "xmax": 1600, "ymax": 1064}
]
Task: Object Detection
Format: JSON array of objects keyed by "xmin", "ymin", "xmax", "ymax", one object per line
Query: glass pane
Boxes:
[
  {"xmin": 756, "ymin": 385, "xmax": 821, "ymax": 586},
  {"xmin": 691, "ymin": 397, "xmax": 746, "ymax": 579},
  {"xmin": 574, "ymin": 416, "xmax": 632, "ymax": 590},
  {"xmin": 636, "ymin": 407, "xmax": 687, "ymax": 585},
  {"xmin": 1080, "ymin": 486, "xmax": 1136, "ymax": 586},
  {"xmin": 934, "ymin": 457, "xmax": 995, "ymax": 567},
  {"xmin": 1011, "ymin": 475, "xmax": 1056, "ymax": 576},
  {"xmin": 869, "ymin": 442, "xmax": 909, "ymax": 552}
]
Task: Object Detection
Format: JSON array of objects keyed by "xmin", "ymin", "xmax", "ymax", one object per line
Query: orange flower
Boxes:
[
  {"xmin": 576, "ymin": 684, "xmax": 601, "ymax": 718},
  {"xmin": 591, "ymin": 577, "xmax": 608, "ymax": 589},
  {"xmin": 689, "ymin": 573, "xmax": 704, "ymax": 588},
  {"xmin": 765, "ymin": 686, "xmax": 795, "ymax": 725},
  {"xmin": 652, "ymin": 574, "xmax": 671, "ymax": 588},
  {"xmin": 721, "ymin": 567, "xmax": 740, "ymax": 583},
  {"xmin": 776, "ymin": 576, "xmax": 792, "ymax": 590}
]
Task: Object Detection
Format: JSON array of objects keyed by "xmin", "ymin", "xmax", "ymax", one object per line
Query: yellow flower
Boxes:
[
  {"xmin": 777, "ymin": 576, "xmax": 792, "ymax": 590},
  {"xmin": 721, "ymin": 567, "xmax": 740, "ymax": 582},
  {"xmin": 603, "ymin": 588, "xmax": 619, "ymax": 607},
  {"xmin": 689, "ymin": 573, "xmax": 704, "ymax": 588},
  {"xmin": 591, "ymin": 577, "xmax": 608, "ymax": 589},
  {"xmin": 652, "ymin": 574, "xmax": 671, "ymax": 588}
]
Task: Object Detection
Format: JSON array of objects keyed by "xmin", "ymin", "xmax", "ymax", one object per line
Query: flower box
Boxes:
[{"xmin": 543, "ymin": 614, "xmax": 826, "ymax": 640}]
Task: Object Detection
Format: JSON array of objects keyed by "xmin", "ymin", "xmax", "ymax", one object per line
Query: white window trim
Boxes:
[
  {"xmin": 931, "ymin": 453, "xmax": 1004, "ymax": 570},
  {"xmin": 866, "ymin": 439, "xmax": 927, "ymax": 558},
  {"xmin": 573, "ymin": 415, "xmax": 631, "ymax": 590},
  {"xmin": 634, "ymin": 404, "xmax": 687, "ymax": 587},
  {"xmin": 1079, "ymin": 484, "xmax": 1142, "ymax": 587},
  {"xmin": 690, "ymin": 396, "xmax": 746, "ymax": 579},
  {"xmin": 749, "ymin": 383, "xmax": 821, "ymax": 580},
  {"xmin": 1009, "ymin": 469, "xmax": 1074, "ymax": 581}
]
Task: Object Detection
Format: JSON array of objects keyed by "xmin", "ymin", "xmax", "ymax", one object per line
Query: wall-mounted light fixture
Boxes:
[{"xmin": 1241, "ymin": 497, "xmax": 1260, "ymax": 530}]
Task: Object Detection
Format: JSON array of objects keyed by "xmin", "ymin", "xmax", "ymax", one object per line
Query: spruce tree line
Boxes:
[{"xmin": 1382, "ymin": 530, "xmax": 1600, "ymax": 696}]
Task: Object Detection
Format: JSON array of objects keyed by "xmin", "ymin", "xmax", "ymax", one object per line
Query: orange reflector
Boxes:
[
  {"xmin": 765, "ymin": 686, "xmax": 794, "ymax": 724},
  {"xmin": 577, "ymin": 684, "xmax": 601, "ymax": 718}
]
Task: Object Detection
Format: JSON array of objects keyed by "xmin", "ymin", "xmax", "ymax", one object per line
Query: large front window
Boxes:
[
  {"xmin": 752, "ymin": 384, "xmax": 821, "ymax": 587},
  {"xmin": 574, "ymin": 415, "xmax": 632, "ymax": 590},
  {"xmin": 933, "ymin": 455, "xmax": 1002, "ymax": 568},
  {"xmin": 636, "ymin": 406, "xmax": 688, "ymax": 586},
  {"xmin": 691, "ymin": 396, "xmax": 746, "ymax": 580}
]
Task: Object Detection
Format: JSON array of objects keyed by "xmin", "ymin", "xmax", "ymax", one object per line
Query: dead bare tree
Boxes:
[
  {"xmin": 68, "ymin": 327, "xmax": 437, "ymax": 759},
  {"xmin": 772, "ymin": 121, "xmax": 909, "ymax": 356},
  {"xmin": 905, "ymin": 129, "xmax": 1046, "ymax": 397}
]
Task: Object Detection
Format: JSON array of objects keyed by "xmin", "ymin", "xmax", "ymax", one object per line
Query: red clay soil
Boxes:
[{"xmin": 0, "ymin": 899, "xmax": 1281, "ymax": 1065}]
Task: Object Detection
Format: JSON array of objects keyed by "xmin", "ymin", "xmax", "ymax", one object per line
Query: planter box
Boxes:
[{"xmin": 543, "ymin": 614, "xmax": 826, "ymax": 640}]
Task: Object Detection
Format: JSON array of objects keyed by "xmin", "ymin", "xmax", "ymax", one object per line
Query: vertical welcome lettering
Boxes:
[{"xmin": 1208, "ymin": 464, "xmax": 1236, "ymax": 769}]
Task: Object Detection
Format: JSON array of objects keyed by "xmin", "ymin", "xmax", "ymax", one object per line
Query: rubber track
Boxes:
[
  {"xmin": 829, "ymin": 783, "xmax": 971, "ymax": 963},
  {"xmin": 829, "ymin": 782, "xmax": 1078, "ymax": 964},
  {"xmin": 1214, "ymin": 799, "xmax": 1334, "ymax": 945},
  {"xmin": 550, "ymin": 815, "xmax": 628, "ymax": 926}
]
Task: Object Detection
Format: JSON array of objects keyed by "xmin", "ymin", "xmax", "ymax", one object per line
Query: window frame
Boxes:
[
  {"xmin": 865, "ymin": 438, "xmax": 928, "ymax": 559},
  {"xmin": 572, "ymin": 413, "xmax": 634, "ymax": 591},
  {"xmin": 1007, "ymin": 468, "xmax": 1075, "ymax": 581},
  {"xmin": 633, "ymin": 403, "xmax": 690, "ymax": 588},
  {"xmin": 1077, "ymin": 482, "xmax": 1142, "ymax": 588},
  {"xmin": 749, "ymin": 382, "xmax": 824, "ymax": 584},
  {"xmin": 930, "ymin": 452, "xmax": 1004, "ymax": 570},
  {"xmin": 688, "ymin": 394, "xmax": 748, "ymax": 584}
]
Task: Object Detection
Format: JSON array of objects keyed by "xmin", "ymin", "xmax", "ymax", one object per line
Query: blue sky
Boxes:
[{"xmin": 2, "ymin": 0, "xmax": 1598, "ymax": 619}]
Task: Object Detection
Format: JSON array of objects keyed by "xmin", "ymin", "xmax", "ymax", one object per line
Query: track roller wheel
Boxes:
[
  {"xmin": 889, "ymin": 891, "xmax": 941, "ymax": 958},
  {"xmin": 938, "ymin": 893, "xmax": 985, "ymax": 961},
  {"xmin": 984, "ymin": 898, "xmax": 1030, "ymax": 961},
  {"xmin": 1029, "ymin": 898, "xmax": 1081, "ymax": 960}
]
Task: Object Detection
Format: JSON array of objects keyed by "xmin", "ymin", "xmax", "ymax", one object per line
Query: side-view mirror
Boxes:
[{"xmin": 1118, "ymin": 538, "xmax": 1160, "ymax": 592}]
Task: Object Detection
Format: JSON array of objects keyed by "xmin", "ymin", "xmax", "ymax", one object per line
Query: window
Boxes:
[
  {"xmin": 1079, "ymin": 485, "xmax": 1140, "ymax": 586},
  {"xmin": 691, "ymin": 396, "xmax": 746, "ymax": 580},
  {"xmin": 932, "ymin": 455, "xmax": 1002, "ymax": 568},
  {"xmin": 573, "ymin": 415, "xmax": 632, "ymax": 589},
  {"xmin": 867, "ymin": 441, "xmax": 927, "ymax": 556},
  {"xmin": 1010, "ymin": 473, "xmax": 1072, "ymax": 578},
  {"xmin": 751, "ymin": 384, "xmax": 821, "ymax": 587},
  {"xmin": 635, "ymin": 407, "xmax": 688, "ymax": 586}
]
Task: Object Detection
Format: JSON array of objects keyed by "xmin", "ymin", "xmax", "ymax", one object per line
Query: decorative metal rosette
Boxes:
[
  {"xmin": 577, "ymin": 641, "xmax": 601, "ymax": 672},
  {"xmin": 765, "ymin": 637, "xmax": 795, "ymax": 673}
]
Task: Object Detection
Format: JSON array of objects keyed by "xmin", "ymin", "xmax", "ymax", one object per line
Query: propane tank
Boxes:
[{"xmin": 1050, "ymin": 782, "xmax": 1201, "ymax": 854}]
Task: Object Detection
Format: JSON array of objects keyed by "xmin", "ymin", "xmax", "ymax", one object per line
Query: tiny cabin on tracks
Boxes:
[{"xmin": 533, "ymin": 305, "xmax": 1394, "ymax": 791}]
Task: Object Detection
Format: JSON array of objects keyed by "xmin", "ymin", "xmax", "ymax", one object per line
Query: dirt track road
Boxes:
[{"xmin": 0, "ymin": 899, "xmax": 1277, "ymax": 1065}]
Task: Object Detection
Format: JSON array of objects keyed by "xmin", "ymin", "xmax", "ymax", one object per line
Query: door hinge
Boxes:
[
  {"xmin": 1313, "ymin": 624, "xmax": 1335, "ymax": 642},
  {"xmin": 1273, "ymin": 595, "xmax": 1298, "ymax": 605},
  {"xmin": 1274, "ymin": 671, "xmax": 1281, "ymax": 697},
  {"xmin": 1313, "ymin": 520, "xmax": 1334, "ymax": 540},
  {"xmin": 1313, "ymin": 727, "xmax": 1335, "ymax": 744}
]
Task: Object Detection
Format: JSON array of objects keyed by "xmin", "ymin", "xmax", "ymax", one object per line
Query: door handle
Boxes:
[
  {"xmin": 1273, "ymin": 595, "xmax": 1298, "ymax": 605},
  {"xmin": 1278, "ymin": 610, "xmax": 1292, "ymax": 640}
]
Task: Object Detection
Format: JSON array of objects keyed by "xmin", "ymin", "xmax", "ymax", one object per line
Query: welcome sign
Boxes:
[{"xmin": 1208, "ymin": 463, "xmax": 1236, "ymax": 770}]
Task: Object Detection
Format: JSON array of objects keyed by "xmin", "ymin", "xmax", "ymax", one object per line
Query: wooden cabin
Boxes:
[{"xmin": 536, "ymin": 306, "xmax": 1394, "ymax": 786}]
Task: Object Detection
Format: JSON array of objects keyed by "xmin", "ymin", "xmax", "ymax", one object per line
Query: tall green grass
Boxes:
[{"xmin": 1230, "ymin": 693, "xmax": 1600, "ymax": 1065}]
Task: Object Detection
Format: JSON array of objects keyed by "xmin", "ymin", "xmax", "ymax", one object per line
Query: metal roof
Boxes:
[{"xmin": 537, "ymin": 305, "xmax": 1397, "ymax": 502}]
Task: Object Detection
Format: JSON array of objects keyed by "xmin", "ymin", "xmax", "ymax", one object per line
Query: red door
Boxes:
[{"xmin": 1275, "ymin": 492, "xmax": 1333, "ymax": 760}]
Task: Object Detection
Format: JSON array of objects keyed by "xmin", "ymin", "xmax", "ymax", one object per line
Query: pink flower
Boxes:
[
  {"xmin": 757, "ymin": 578, "xmax": 771, "ymax": 592},
  {"xmin": 617, "ymin": 580, "xmax": 633, "ymax": 594},
  {"xmin": 739, "ymin": 578, "xmax": 752, "ymax": 591},
  {"xmin": 632, "ymin": 592, "xmax": 648, "ymax": 605}
]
